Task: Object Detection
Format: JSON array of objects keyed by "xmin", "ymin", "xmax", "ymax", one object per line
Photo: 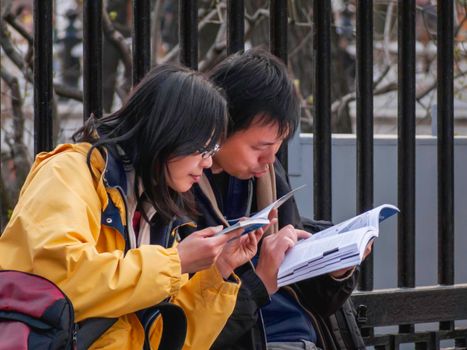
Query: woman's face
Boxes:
[{"xmin": 166, "ymin": 145, "xmax": 219, "ymax": 192}]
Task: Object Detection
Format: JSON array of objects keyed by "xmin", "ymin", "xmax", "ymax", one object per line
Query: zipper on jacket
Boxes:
[
  {"xmin": 72, "ymin": 323, "xmax": 79, "ymax": 350},
  {"xmin": 256, "ymin": 309, "xmax": 268, "ymax": 349},
  {"xmin": 114, "ymin": 186, "xmax": 131, "ymax": 252}
]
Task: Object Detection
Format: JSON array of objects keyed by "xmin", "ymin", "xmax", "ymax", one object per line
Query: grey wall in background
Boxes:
[{"xmin": 288, "ymin": 134, "xmax": 467, "ymax": 289}]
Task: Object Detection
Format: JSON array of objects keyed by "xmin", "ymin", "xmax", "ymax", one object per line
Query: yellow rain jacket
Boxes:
[{"xmin": 0, "ymin": 143, "xmax": 240, "ymax": 349}]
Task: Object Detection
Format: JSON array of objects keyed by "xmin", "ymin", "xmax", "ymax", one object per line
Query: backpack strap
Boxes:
[
  {"xmin": 77, "ymin": 301, "xmax": 187, "ymax": 350},
  {"xmin": 142, "ymin": 302, "xmax": 187, "ymax": 350},
  {"xmin": 76, "ymin": 318, "xmax": 117, "ymax": 350}
]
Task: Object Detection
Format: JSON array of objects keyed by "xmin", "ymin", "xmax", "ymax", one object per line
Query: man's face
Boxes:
[{"xmin": 213, "ymin": 117, "xmax": 286, "ymax": 179}]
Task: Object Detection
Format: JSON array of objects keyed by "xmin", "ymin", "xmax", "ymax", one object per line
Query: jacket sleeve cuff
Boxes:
[
  {"xmin": 329, "ymin": 267, "xmax": 356, "ymax": 282},
  {"xmin": 198, "ymin": 265, "xmax": 241, "ymax": 296},
  {"xmin": 237, "ymin": 268, "xmax": 271, "ymax": 307},
  {"xmin": 166, "ymin": 246, "xmax": 183, "ymax": 296}
]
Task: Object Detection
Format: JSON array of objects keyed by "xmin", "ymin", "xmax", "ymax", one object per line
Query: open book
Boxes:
[
  {"xmin": 215, "ymin": 185, "xmax": 306, "ymax": 236},
  {"xmin": 277, "ymin": 204, "xmax": 399, "ymax": 287}
]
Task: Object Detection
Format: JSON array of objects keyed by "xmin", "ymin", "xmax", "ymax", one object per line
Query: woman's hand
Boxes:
[
  {"xmin": 215, "ymin": 228, "xmax": 265, "ymax": 279},
  {"xmin": 176, "ymin": 226, "xmax": 233, "ymax": 274},
  {"xmin": 256, "ymin": 226, "xmax": 311, "ymax": 295}
]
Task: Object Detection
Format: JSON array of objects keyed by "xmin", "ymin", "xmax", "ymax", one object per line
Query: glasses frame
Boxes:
[{"xmin": 198, "ymin": 144, "xmax": 220, "ymax": 159}]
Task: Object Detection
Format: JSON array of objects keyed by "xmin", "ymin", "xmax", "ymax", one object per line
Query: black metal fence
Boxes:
[{"xmin": 30, "ymin": 0, "xmax": 467, "ymax": 348}]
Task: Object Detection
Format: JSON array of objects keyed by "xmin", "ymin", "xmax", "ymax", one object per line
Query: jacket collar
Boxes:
[
  {"xmin": 197, "ymin": 163, "xmax": 279, "ymax": 233},
  {"xmin": 103, "ymin": 147, "xmax": 128, "ymax": 192},
  {"xmin": 198, "ymin": 174, "xmax": 229, "ymax": 226}
]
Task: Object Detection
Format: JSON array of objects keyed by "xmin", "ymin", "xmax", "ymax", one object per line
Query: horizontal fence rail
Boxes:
[
  {"xmin": 352, "ymin": 284, "xmax": 467, "ymax": 348},
  {"xmin": 352, "ymin": 284, "xmax": 467, "ymax": 327}
]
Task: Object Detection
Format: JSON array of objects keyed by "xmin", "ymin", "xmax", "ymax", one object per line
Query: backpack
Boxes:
[
  {"xmin": 0, "ymin": 271, "xmax": 77, "ymax": 350},
  {"xmin": 0, "ymin": 270, "xmax": 187, "ymax": 350}
]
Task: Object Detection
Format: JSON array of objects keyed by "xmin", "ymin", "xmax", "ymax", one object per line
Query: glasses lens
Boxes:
[{"xmin": 199, "ymin": 144, "xmax": 220, "ymax": 158}]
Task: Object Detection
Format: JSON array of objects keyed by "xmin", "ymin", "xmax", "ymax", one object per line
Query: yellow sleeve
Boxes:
[
  {"xmin": 149, "ymin": 265, "xmax": 241, "ymax": 350},
  {"xmin": 0, "ymin": 151, "xmax": 183, "ymax": 321}
]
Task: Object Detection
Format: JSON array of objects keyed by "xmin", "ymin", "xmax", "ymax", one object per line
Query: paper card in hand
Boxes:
[{"xmin": 215, "ymin": 184, "xmax": 306, "ymax": 236}]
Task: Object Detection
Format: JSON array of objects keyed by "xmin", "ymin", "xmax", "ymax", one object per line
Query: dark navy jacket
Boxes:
[{"xmin": 192, "ymin": 160, "xmax": 360, "ymax": 350}]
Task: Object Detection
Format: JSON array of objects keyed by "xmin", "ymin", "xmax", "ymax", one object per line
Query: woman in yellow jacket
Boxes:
[{"xmin": 0, "ymin": 64, "xmax": 262, "ymax": 349}]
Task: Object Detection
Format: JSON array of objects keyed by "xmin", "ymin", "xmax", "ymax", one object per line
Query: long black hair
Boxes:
[
  {"xmin": 209, "ymin": 47, "xmax": 299, "ymax": 140},
  {"xmin": 74, "ymin": 64, "xmax": 227, "ymax": 223}
]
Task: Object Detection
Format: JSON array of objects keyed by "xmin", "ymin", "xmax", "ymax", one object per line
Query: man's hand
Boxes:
[
  {"xmin": 329, "ymin": 240, "xmax": 374, "ymax": 278},
  {"xmin": 255, "ymin": 226, "xmax": 311, "ymax": 295}
]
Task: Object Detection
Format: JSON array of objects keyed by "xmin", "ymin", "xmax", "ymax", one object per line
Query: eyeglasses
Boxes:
[{"xmin": 198, "ymin": 144, "xmax": 220, "ymax": 159}]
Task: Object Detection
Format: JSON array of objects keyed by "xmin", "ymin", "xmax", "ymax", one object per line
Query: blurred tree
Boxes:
[{"xmin": 1, "ymin": 0, "xmax": 466, "ymax": 229}]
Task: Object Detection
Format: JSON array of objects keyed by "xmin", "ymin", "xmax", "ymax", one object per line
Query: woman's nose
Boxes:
[{"xmin": 201, "ymin": 155, "xmax": 213, "ymax": 168}]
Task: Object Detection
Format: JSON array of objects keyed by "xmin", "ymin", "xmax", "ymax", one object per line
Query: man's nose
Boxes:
[{"xmin": 261, "ymin": 149, "xmax": 276, "ymax": 164}]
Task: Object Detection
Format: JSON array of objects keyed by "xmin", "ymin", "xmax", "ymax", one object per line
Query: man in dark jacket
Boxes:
[{"xmin": 192, "ymin": 48, "xmax": 368, "ymax": 350}]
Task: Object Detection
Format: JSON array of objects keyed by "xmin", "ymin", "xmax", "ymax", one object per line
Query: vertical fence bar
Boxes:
[
  {"xmin": 397, "ymin": 0, "xmax": 416, "ymax": 334},
  {"xmin": 270, "ymin": 0, "xmax": 289, "ymax": 170},
  {"xmin": 33, "ymin": 0, "xmax": 53, "ymax": 154},
  {"xmin": 83, "ymin": 0, "xmax": 103, "ymax": 120},
  {"xmin": 356, "ymin": 0, "xmax": 374, "ymax": 294},
  {"xmin": 179, "ymin": 0, "xmax": 198, "ymax": 70},
  {"xmin": 313, "ymin": 0, "xmax": 332, "ymax": 221},
  {"xmin": 133, "ymin": 0, "xmax": 151, "ymax": 85},
  {"xmin": 270, "ymin": 0, "xmax": 288, "ymax": 62},
  {"xmin": 227, "ymin": 0, "xmax": 244, "ymax": 55},
  {"xmin": 437, "ymin": 0, "xmax": 454, "ymax": 332}
]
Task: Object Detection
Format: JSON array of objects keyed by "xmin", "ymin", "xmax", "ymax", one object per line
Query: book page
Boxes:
[
  {"xmin": 249, "ymin": 184, "xmax": 306, "ymax": 221},
  {"xmin": 279, "ymin": 227, "xmax": 376, "ymax": 276},
  {"xmin": 311, "ymin": 204, "xmax": 398, "ymax": 240},
  {"xmin": 214, "ymin": 218, "xmax": 269, "ymax": 236},
  {"xmin": 277, "ymin": 204, "xmax": 398, "ymax": 285},
  {"xmin": 279, "ymin": 245, "xmax": 357, "ymax": 278},
  {"xmin": 278, "ymin": 253, "xmax": 361, "ymax": 286}
]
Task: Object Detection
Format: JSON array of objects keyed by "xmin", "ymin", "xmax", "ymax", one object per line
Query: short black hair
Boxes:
[
  {"xmin": 74, "ymin": 64, "xmax": 227, "ymax": 223},
  {"xmin": 209, "ymin": 47, "xmax": 300, "ymax": 139}
]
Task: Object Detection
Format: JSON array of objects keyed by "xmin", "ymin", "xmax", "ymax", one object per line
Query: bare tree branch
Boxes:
[
  {"xmin": 102, "ymin": 7, "xmax": 132, "ymax": 94},
  {"xmin": 373, "ymin": 64, "xmax": 391, "ymax": 89},
  {"xmin": 0, "ymin": 64, "xmax": 32, "ymax": 227},
  {"xmin": 383, "ymin": 1, "xmax": 395, "ymax": 67},
  {"xmin": 3, "ymin": 10, "xmax": 34, "ymax": 68},
  {"xmin": 0, "ymin": 0, "xmax": 12, "ymax": 18},
  {"xmin": 3, "ymin": 12, "xmax": 33, "ymax": 45},
  {"xmin": 199, "ymin": 4, "xmax": 227, "ymax": 72},
  {"xmin": 151, "ymin": 0, "xmax": 162, "ymax": 66},
  {"xmin": 0, "ymin": 18, "xmax": 27, "ymax": 72},
  {"xmin": 0, "ymin": 69, "xmax": 24, "ymax": 144},
  {"xmin": 0, "ymin": 12, "xmax": 83, "ymax": 101},
  {"xmin": 161, "ymin": 6, "xmax": 221, "ymax": 64},
  {"xmin": 199, "ymin": 2, "xmax": 271, "ymax": 72},
  {"xmin": 245, "ymin": 8, "xmax": 269, "ymax": 23},
  {"xmin": 331, "ymin": 81, "xmax": 398, "ymax": 116},
  {"xmin": 289, "ymin": 31, "xmax": 312, "ymax": 59},
  {"xmin": 331, "ymin": 68, "xmax": 466, "ymax": 125},
  {"xmin": 416, "ymin": 70, "xmax": 467, "ymax": 102}
]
